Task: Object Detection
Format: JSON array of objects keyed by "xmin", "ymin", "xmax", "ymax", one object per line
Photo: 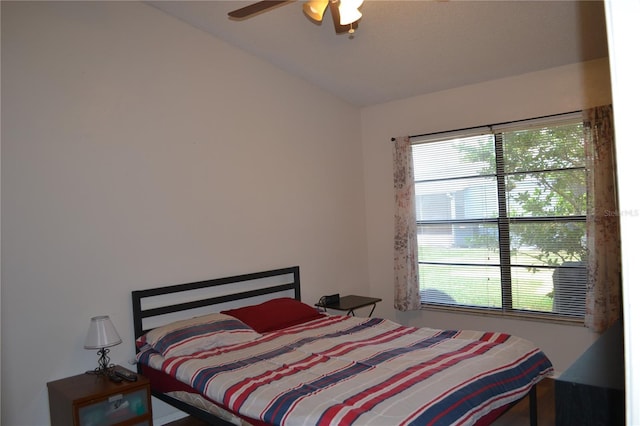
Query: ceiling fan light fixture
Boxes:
[
  {"xmin": 229, "ymin": 0, "xmax": 363, "ymax": 35},
  {"xmin": 303, "ymin": 0, "xmax": 329, "ymax": 23},
  {"xmin": 338, "ymin": 0, "xmax": 363, "ymax": 25}
]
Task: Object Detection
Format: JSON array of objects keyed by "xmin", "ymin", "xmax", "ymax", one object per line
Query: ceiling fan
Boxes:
[{"xmin": 228, "ymin": 0, "xmax": 364, "ymax": 35}]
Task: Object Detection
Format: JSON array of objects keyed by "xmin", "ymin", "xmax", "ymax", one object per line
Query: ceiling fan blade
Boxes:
[
  {"xmin": 329, "ymin": 0, "xmax": 359, "ymax": 34},
  {"xmin": 228, "ymin": 1, "xmax": 292, "ymax": 20}
]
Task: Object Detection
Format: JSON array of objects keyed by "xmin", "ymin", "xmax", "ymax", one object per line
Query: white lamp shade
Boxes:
[
  {"xmin": 84, "ymin": 315, "xmax": 122, "ymax": 349},
  {"xmin": 339, "ymin": 0, "xmax": 363, "ymax": 25}
]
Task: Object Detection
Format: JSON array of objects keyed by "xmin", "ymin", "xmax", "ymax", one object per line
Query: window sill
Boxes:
[{"xmin": 421, "ymin": 303, "xmax": 586, "ymax": 326}]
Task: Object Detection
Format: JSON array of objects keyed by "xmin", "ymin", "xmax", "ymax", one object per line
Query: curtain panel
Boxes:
[
  {"xmin": 584, "ymin": 104, "xmax": 622, "ymax": 332},
  {"xmin": 392, "ymin": 136, "xmax": 421, "ymax": 311}
]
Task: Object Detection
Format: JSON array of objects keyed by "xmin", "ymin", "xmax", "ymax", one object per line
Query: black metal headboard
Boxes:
[
  {"xmin": 131, "ymin": 266, "xmax": 300, "ymax": 424},
  {"xmin": 131, "ymin": 266, "xmax": 301, "ymax": 341}
]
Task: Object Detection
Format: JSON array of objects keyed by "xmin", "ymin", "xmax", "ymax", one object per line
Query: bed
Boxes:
[{"xmin": 132, "ymin": 266, "xmax": 553, "ymax": 426}]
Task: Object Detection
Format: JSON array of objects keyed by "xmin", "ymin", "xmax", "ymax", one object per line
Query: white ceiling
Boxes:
[{"xmin": 148, "ymin": 0, "xmax": 609, "ymax": 107}]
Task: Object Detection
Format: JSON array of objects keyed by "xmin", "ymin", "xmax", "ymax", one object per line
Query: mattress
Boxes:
[{"xmin": 137, "ymin": 313, "xmax": 552, "ymax": 425}]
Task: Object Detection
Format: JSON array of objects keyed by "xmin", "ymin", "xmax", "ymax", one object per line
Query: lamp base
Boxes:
[{"xmin": 88, "ymin": 347, "xmax": 114, "ymax": 376}]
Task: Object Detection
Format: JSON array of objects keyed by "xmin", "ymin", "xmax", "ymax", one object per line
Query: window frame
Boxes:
[{"xmin": 411, "ymin": 111, "xmax": 587, "ymax": 322}]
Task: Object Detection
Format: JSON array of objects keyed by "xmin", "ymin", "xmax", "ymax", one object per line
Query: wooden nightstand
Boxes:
[
  {"xmin": 316, "ymin": 295, "xmax": 382, "ymax": 317},
  {"xmin": 47, "ymin": 366, "xmax": 152, "ymax": 426}
]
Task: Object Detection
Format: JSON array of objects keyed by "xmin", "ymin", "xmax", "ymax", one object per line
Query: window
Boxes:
[{"xmin": 412, "ymin": 112, "xmax": 587, "ymax": 320}]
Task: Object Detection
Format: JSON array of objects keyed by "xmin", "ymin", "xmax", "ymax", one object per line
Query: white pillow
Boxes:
[{"xmin": 140, "ymin": 312, "xmax": 261, "ymax": 358}]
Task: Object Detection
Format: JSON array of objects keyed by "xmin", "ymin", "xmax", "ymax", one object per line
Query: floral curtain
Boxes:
[
  {"xmin": 584, "ymin": 105, "xmax": 622, "ymax": 332},
  {"xmin": 392, "ymin": 136, "xmax": 421, "ymax": 311}
]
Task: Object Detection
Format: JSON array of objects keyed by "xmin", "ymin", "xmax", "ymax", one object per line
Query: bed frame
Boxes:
[
  {"xmin": 132, "ymin": 266, "xmax": 301, "ymax": 425},
  {"xmin": 131, "ymin": 265, "xmax": 540, "ymax": 426}
]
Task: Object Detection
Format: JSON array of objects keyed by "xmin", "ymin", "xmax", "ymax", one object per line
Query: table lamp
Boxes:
[{"xmin": 84, "ymin": 315, "xmax": 122, "ymax": 375}]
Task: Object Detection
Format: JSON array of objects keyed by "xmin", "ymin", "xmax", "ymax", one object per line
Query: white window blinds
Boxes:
[{"xmin": 411, "ymin": 112, "xmax": 586, "ymax": 319}]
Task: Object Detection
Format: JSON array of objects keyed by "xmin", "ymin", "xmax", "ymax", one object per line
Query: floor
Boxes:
[
  {"xmin": 165, "ymin": 415, "xmax": 209, "ymax": 426},
  {"xmin": 165, "ymin": 378, "xmax": 555, "ymax": 426}
]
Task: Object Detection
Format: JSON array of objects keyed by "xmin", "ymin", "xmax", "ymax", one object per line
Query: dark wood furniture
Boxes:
[
  {"xmin": 47, "ymin": 366, "xmax": 152, "ymax": 426},
  {"xmin": 316, "ymin": 294, "xmax": 382, "ymax": 317},
  {"xmin": 555, "ymin": 320, "xmax": 625, "ymax": 425}
]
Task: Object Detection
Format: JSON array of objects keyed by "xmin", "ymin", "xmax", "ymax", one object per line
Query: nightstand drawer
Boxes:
[
  {"xmin": 48, "ymin": 367, "xmax": 152, "ymax": 426},
  {"xmin": 78, "ymin": 387, "xmax": 149, "ymax": 425}
]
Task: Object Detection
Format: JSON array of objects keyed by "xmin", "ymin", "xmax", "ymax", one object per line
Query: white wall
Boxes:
[
  {"xmin": 361, "ymin": 58, "xmax": 613, "ymax": 374},
  {"xmin": 605, "ymin": 0, "xmax": 640, "ymax": 423},
  {"xmin": 1, "ymin": 2, "xmax": 367, "ymax": 425}
]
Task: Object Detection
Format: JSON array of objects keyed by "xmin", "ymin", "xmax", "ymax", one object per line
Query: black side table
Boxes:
[
  {"xmin": 555, "ymin": 320, "xmax": 624, "ymax": 426},
  {"xmin": 317, "ymin": 295, "xmax": 382, "ymax": 317}
]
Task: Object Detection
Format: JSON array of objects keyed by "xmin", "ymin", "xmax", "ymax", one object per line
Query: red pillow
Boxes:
[{"xmin": 222, "ymin": 298, "xmax": 324, "ymax": 333}]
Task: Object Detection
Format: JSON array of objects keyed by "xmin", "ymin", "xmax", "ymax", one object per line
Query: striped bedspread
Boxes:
[{"xmin": 137, "ymin": 314, "xmax": 553, "ymax": 425}]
